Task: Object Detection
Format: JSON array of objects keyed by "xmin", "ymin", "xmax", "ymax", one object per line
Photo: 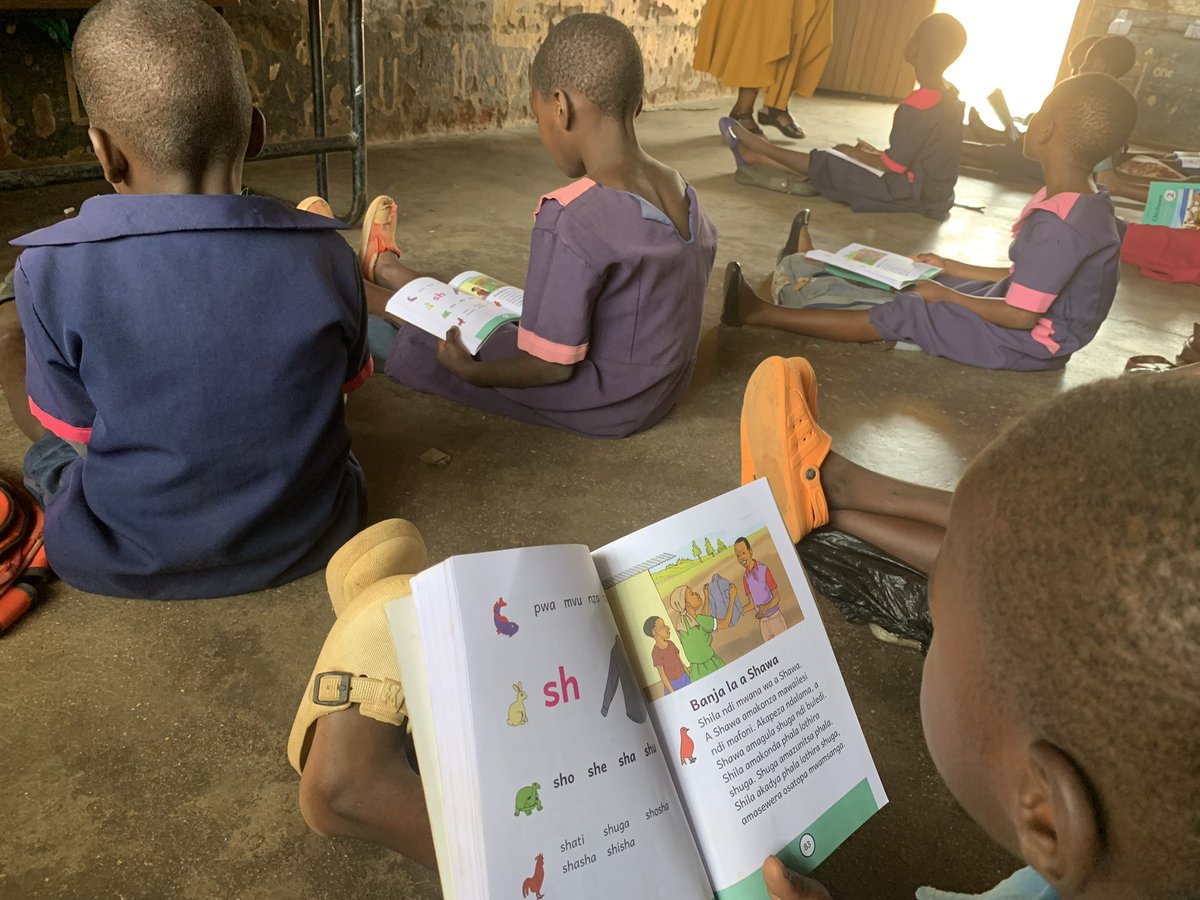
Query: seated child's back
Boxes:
[
  {"xmin": 13, "ymin": 0, "xmax": 369, "ymax": 598},
  {"xmin": 383, "ymin": 13, "xmax": 717, "ymax": 439}
]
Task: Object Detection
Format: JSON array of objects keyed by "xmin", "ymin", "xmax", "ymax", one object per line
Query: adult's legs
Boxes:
[{"xmin": 0, "ymin": 301, "xmax": 44, "ymax": 442}]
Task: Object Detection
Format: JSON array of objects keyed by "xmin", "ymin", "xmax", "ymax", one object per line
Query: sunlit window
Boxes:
[{"xmin": 935, "ymin": 0, "xmax": 1080, "ymax": 120}]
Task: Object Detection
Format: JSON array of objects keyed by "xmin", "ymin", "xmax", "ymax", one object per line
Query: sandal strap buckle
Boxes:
[{"xmin": 313, "ymin": 671, "xmax": 353, "ymax": 706}]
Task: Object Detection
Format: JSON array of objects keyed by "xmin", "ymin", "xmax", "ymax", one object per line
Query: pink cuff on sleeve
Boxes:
[
  {"xmin": 880, "ymin": 152, "xmax": 908, "ymax": 174},
  {"xmin": 342, "ymin": 357, "xmax": 374, "ymax": 393},
  {"xmin": 1006, "ymin": 282, "xmax": 1058, "ymax": 313},
  {"xmin": 517, "ymin": 326, "xmax": 588, "ymax": 364},
  {"xmin": 29, "ymin": 397, "xmax": 92, "ymax": 444}
]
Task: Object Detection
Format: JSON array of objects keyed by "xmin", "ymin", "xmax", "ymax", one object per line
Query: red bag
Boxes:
[
  {"xmin": 0, "ymin": 478, "xmax": 52, "ymax": 633},
  {"xmin": 1121, "ymin": 223, "xmax": 1200, "ymax": 285}
]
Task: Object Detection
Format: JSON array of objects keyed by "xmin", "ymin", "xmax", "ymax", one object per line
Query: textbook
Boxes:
[
  {"xmin": 386, "ymin": 480, "xmax": 887, "ymax": 900},
  {"xmin": 822, "ymin": 147, "xmax": 885, "ymax": 177},
  {"xmin": 384, "ymin": 270, "xmax": 523, "ymax": 354},
  {"xmin": 1141, "ymin": 183, "xmax": 1200, "ymax": 230},
  {"xmin": 806, "ymin": 244, "xmax": 942, "ymax": 291}
]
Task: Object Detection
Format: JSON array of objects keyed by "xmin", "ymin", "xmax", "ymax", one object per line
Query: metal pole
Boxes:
[
  {"xmin": 343, "ymin": 0, "xmax": 367, "ymax": 224},
  {"xmin": 307, "ymin": 0, "xmax": 329, "ymax": 200}
]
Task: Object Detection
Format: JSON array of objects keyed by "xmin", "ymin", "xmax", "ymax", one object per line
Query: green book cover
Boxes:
[{"xmin": 1141, "ymin": 182, "xmax": 1200, "ymax": 229}]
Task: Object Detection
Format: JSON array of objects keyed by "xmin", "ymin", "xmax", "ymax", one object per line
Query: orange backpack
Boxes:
[{"xmin": 0, "ymin": 478, "xmax": 52, "ymax": 633}]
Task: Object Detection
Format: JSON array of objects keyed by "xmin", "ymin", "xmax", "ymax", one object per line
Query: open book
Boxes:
[
  {"xmin": 387, "ymin": 480, "xmax": 887, "ymax": 899},
  {"xmin": 821, "ymin": 147, "xmax": 885, "ymax": 177},
  {"xmin": 805, "ymin": 244, "xmax": 942, "ymax": 291},
  {"xmin": 1141, "ymin": 183, "xmax": 1200, "ymax": 230},
  {"xmin": 384, "ymin": 271, "xmax": 524, "ymax": 354}
]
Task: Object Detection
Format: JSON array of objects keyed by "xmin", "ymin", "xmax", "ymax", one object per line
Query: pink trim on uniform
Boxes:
[
  {"xmin": 902, "ymin": 88, "xmax": 942, "ymax": 110},
  {"xmin": 28, "ymin": 397, "xmax": 92, "ymax": 444},
  {"xmin": 1006, "ymin": 282, "xmax": 1058, "ymax": 313},
  {"xmin": 880, "ymin": 152, "xmax": 908, "ymax": 174},
  {"xmin": 517, "ymin": 326, "xmax": 588, "ymax": 364},
  {"xmin": 341, "ymin": 356, "xmax": 374, "ymax": 393},
  {"xmin": 1012, "ymin": 187, "xmax": 1082, "ymax": 235},
  {"xmin": 1031, "ymin": 318, "xmax": 1061, "ymax": 354},
  {"xmin": 533, "ymin": 178, "xmax": 598, "ymax": 219}
]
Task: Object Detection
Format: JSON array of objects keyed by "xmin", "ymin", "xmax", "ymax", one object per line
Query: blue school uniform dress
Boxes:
[
  {"xmin": 385, "ymin": 179, "xmax": 718, "ymax": 439},
  {"xmin": 808, "ymin": 86, "xmax": 965, "ymax": 220},
  {"xmin": 869, "ymin": 188, "xmax": 1124, "ymax": 370},
  {"xmin": 11, "ymin": 194, "xmax": 371, "ymax": 599}
]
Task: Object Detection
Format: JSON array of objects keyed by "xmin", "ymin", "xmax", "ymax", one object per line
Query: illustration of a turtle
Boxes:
[{"xmin": 514, "ymin": 782, "xmax": 543, "ymax": 817}]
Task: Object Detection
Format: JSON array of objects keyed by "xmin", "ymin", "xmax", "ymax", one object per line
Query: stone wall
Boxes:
[{"xmin": 0, "ymin": 0, "xmax": 717, "ymax": 169}]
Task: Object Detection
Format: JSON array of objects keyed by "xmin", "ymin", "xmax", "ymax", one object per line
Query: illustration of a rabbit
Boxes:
[{"xmin": 507, "ymin": 682, "xmax": 528, "ymax": 726}]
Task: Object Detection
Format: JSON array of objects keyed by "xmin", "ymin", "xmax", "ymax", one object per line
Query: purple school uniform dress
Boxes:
[
  {"xmin": 12, "ymin": 194, "xmax": 370, "ymax": 599},
  {"xmin": 809, "ymin": 87, "xmax": 964, "ymax": 221},
  {"xmin": 385, "ymin": 178, "xmax": 718, "ymax": 438},
  {"xmin": 869, "ymin": 188, "xmax": 1123, "ymax": 370}
]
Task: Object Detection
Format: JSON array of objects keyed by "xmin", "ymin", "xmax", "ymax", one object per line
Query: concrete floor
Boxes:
[{"xmin": 1, "ymin": 96, "xmax": 1196, "ymax": 900}]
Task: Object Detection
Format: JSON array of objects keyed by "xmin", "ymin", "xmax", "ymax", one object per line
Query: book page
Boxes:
[
  {"xmin": 384, "ymin": 276, "xmax": 518, "ymax": 354},
  {"xmin": 403, "ymin": 545, "xmax": 712, "ymax": 900},
  {"xmin": 593, "ymin": 481, "xmax": 887, "ymax": 899},
  {"xmin": 450, "ymin": 270, "xmax": 524, "ymax": 316},
  {"xmin": 820, "ymin": 148, "xmax": 885, "ymax": 177},
  {"xmin": 807, "ymin": 245, "xmax": 940, "ymax": 290}
]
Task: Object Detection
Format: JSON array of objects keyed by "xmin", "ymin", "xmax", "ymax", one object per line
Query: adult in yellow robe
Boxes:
[{"xmin": 694, "ymin": 0, "xmax": 833, "ymax": 139}]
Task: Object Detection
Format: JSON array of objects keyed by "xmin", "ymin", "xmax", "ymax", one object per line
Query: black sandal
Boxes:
[
  {"xmin": 728, "ymin": 111, "xmax": 765, "ymax": 137},
  {"xmin": 721, "ymin": 261, "xmax": 744, "ymax": 327},
  {"xmin": 780, "ymin": 209, "xmax": 812, "ymax": 259},
  {"xmin": 757, "ymin": 107, "xmax": 805, "ymax": 140}
]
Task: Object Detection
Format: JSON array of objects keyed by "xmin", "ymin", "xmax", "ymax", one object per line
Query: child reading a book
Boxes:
[
  {"xmin": 353, "ymin": 14, "xmax": 718, "ymax": 439},
  {"xmin": 1, "ymin": 0, "xmax": 370, "ymax": 599},
  {"xmin": 721, "ymin": 14, "xmax": 967, "ymax": 221},
  {"xmin": 960, "ymin": 35, "xmax": 1141, "ymax": 196},
  {"xmin": 743, "ymin": 367, "xmax": 1200, "ymax": 899},
  {"xmin": 723, "ymin": 73, "xmax": 1139, "ymax": 372}
]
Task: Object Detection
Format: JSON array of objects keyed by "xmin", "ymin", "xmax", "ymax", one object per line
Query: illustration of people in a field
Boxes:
[
  {"xmin": 644, "ymin": 616, "xmax": 691, "ymax": 693},
  {"xmin": 667, "ymin": 580, "xmax": 739, "ymax": 682},
  {"xmin": 735, "ymin": 536, "xmax": 786, "ymax": 641}
]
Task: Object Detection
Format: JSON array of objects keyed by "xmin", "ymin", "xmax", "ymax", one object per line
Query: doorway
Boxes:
[{"xmin": 935, "ymin": 0, "xmax": 1083, "ymax": 120}]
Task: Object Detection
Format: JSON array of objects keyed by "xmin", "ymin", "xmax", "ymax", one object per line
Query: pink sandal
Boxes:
[{"xmin": 360, "ymin": 195, "xmax": 402, "ymax": 283}]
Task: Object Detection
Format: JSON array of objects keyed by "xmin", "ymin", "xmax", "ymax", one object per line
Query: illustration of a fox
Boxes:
[{"xmin": 521, "ymin": 853, "xmax": 545, "ymax": 898}]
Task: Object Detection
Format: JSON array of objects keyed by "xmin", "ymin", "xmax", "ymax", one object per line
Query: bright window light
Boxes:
[{"xmin": 935, "ymin": 0, "xmax": 1080, "ymax": 120}]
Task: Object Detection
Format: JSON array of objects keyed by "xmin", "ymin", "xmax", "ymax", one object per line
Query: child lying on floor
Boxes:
[
  {"xmin": 352, "ymin": 14, "xmax": 717, "ymax": 439},
  {"xmin": 723, "ymin": 73, "xmax": 1139, "ymax": 371},
  {"xmin": 722, "ymin": 13, "xmax": 966, "ymax": 221}
]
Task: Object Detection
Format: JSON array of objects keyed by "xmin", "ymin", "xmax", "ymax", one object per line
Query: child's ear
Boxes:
[
  {"xmin": 245, "ymin": 107, "xmax": 267, "ymax": 161},
  {"xmin": 87, "ymin": 127, "xmax": 128, "ymax": 187},
  {"xmin": 552, "ymin": 88, "xmax": 574, "ymax": 131},
  {"xmin": 1014, "ymin": 740, "xmax": 1102, "ymax": 895}
]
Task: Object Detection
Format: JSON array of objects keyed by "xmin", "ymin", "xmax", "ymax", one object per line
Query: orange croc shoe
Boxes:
[
  {"xmin": 296, "ymin": 196, "xmax": 335, "ymax": 218},
  {"xmin": 360, "ymin": 194, "xmax": 401, "ymax": 283},
  {"xmin": 740, "ymin": 356, "xmax": 831, "ymax": 542}
]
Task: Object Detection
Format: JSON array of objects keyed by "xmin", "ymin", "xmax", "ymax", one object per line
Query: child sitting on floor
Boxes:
[
  {"xmin": 722, "ymin": 13, "xmax": 967, "ymax": 221},
  {"xmin": 739, "ymin": 359, "xmax": 1200, "ymax": 899},
  {"xmin": 355, "ymin": 14, "xmax": 717, "ymax": 439},
  {"xmin": 0, "ymin": 0, "xmax": 370, "ymax": 599},
  {"xmin": 961, "ymin": 35, "xmax": 1138, "ymax": 193},
  {"xmin": 723, "ymin": 73, "xmax": 1139, "ymax": 372}
]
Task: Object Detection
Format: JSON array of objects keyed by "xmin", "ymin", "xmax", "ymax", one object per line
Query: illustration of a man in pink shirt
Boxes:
[{"xmin": 735, "ymin": 537, "xmax": 786, "ymax": 641}]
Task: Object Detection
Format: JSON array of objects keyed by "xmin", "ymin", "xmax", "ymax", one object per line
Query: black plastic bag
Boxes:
[{"xmin": 797, "ymin": 527, "xmax": 932, "ymax": 650}]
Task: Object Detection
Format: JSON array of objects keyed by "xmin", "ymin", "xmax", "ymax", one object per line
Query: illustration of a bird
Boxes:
[{"xmin": 679, "ymin": 726, "xmax": 696, "ymax": 765}]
